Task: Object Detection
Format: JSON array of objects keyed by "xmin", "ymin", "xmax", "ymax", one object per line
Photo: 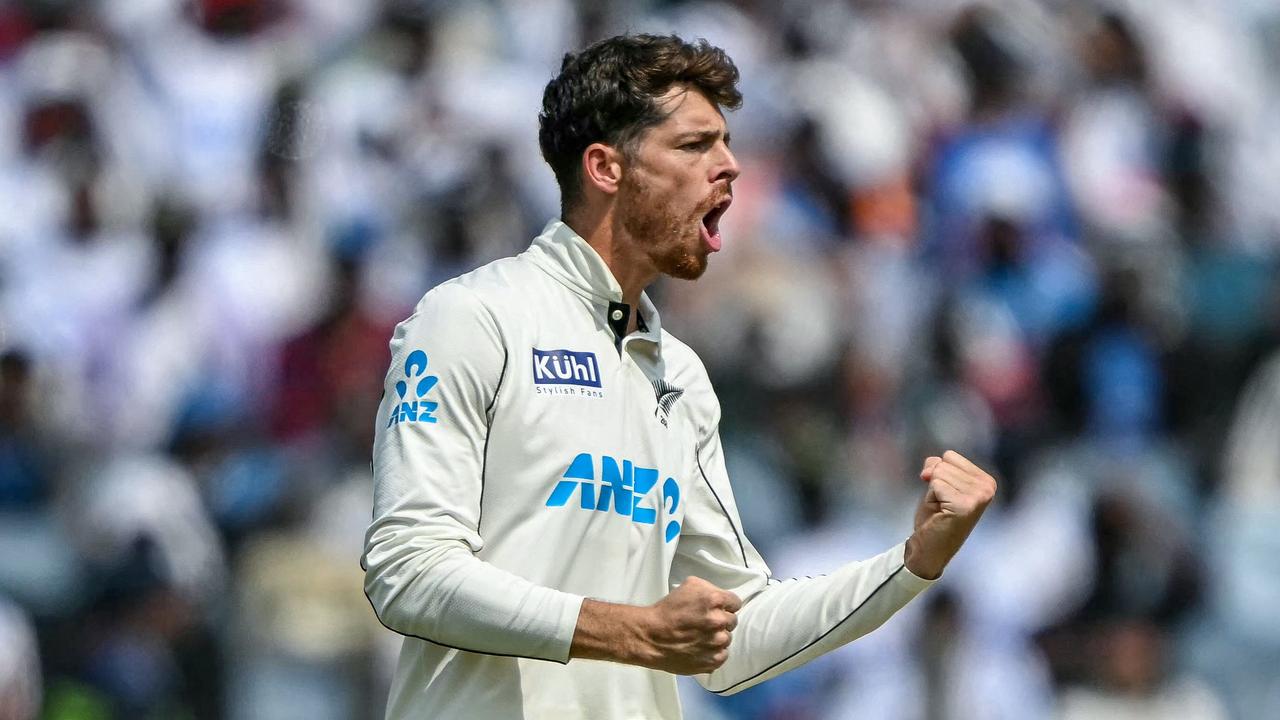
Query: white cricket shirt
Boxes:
[{"xmin": 362, "ymin": 220, "xmax": 935, "ymax": 719}]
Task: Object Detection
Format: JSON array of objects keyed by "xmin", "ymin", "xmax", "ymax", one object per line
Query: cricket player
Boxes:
[{"xmin": 362, "ymin": 33, "xmax": 996, "ymax": 719}]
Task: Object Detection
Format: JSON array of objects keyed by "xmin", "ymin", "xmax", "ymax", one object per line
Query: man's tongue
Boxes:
[{"xmin": 700, "ymin": 219, "xmax": 722, "ymax": 252}]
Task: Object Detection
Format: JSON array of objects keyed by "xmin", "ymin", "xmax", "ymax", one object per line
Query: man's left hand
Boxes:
[{"xmin": 904, "ymin": 450, "xmax": 997, "ymax": 580}]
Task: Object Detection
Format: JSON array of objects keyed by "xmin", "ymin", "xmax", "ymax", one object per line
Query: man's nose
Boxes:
[{"xmin": 714, "ymin": 144, "xmax": 741, "ymax": 184}]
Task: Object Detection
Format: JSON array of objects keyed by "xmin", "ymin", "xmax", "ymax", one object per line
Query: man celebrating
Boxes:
[{"xmin": 362, "ymin": 34, "xmax": 996, "ymax": 719}]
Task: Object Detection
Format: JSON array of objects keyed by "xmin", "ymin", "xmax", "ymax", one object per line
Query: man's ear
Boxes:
[{"xmin": 581, "ymin": 142, "xmax": 624, "ymax": 197}]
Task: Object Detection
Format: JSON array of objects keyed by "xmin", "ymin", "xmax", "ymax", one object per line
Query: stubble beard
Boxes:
[{"xmin": 618, "ymin": 173, "xmax": 708, "ymax": 281}]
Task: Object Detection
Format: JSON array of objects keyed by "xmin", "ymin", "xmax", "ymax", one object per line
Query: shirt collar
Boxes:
[{"xmin": 525, "ymin": 219, "xmax": 663, "ymax": 345}]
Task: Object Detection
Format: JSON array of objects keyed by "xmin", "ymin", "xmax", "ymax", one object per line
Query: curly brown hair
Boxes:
[{"xmin": 538, "ymin": 34, "xmax": 742, "ymax": 215}]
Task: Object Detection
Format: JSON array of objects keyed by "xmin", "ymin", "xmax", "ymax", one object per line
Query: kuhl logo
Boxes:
[
  {"xmin": 544, "ymin": 452, "xmax": 682, "ymax": 543},
  {"xmin": 532, "ymin": 348, "xmax": 601, "ymax": 388},
  {"xmin": 387, "ymin": 349, "xmax": 439, "ymax": 426}
]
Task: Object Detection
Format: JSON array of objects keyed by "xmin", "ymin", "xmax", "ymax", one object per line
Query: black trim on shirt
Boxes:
[
  {"xmin": 359, "ymin": 589, "xmax": 571, "ymax": 665},
  {"xmin": 477, "ymin": 347, "xmax": 509, "ymax": 535},
  {"xmin": 696, "ymin": 452, "xmax": 751, "ymax": 569},
  {"xmin": 708, "ymin": 565, "xmax": 909, "ymax": 695},
  {"xmin": 605, "ymin": 301, "xmax": 650, "ymax": 354},
  {"xmin": 607, "ymin": 301, "xmax": 629, "ymax": 352}
]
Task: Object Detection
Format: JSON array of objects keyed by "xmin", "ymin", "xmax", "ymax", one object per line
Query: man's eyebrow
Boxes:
[{"xmin": 674, "ymin": 128, "xmax": 728, "ymax": 143}]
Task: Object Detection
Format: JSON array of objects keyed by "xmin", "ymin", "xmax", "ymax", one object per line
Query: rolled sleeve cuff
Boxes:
[{"xmin": 548, "ymin": 593, "xmax": 587, "ymax": 664}]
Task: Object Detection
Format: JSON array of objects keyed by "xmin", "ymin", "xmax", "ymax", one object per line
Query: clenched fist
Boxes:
[
  {"xmin": 570, "ymin": 576, "xmax": 740, "ymax": 675},
  {"xmin": 638, "ymin": 576, "xmax": 740, "ymax": 674},
  {"xmin": 905, "ymin": 450, "xmax": 997, "ymax": 580}
]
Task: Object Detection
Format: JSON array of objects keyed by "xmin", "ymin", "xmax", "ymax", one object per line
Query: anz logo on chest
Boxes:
[
  {"xmin": 544, "ymin": 452, "xmax": 682, "ymax": 543},
  {"xmin": 532, "ymin": 348, "xmax": 603, "ymax": 397}
]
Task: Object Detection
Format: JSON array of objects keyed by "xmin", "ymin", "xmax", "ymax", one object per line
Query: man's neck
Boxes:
[{"xmin": 563, "ymin": 210, "xmax": 656, "ymax": 314}]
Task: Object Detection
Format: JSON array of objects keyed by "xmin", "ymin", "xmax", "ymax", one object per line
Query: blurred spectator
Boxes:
[
  {"xmin": 0, "ymin": 350, "xmax": 53, "ymax": 508},
  {"xmin": 270, "ymin": 257, "xmax": 392, "ymax": 450},
  {"xmin": 0, "ymin": 596, "xmax": 40, "ymax": 720},
  {"xmin": 1057, "ymin": 620, "xmax": 1227, "ymax": 720},
  {"xmin": 926, "ymin": 7, "xmax": 1077, "ymax": 276},
  {"xmin": 73, "ymin": 535, "xmax": 216, "ymax": 718}
]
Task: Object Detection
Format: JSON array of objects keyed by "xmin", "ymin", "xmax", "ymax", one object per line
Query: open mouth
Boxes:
[{"xmin": 700, "ymin": 196, "xmax": 732, "ymax": 252}]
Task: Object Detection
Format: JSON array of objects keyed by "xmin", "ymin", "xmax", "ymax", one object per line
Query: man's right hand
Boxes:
[
  {"xmin": 638, "ymin": 576, "xmax": 741, "ymax": 674},
  {"xmin": 570, "ymin": 576, "xmax": 740, "ymax": 675}
]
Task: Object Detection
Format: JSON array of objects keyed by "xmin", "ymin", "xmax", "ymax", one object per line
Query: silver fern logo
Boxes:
[{"xmin": 652, "ymin": 379, "xmax": 684, "ymax": 427}]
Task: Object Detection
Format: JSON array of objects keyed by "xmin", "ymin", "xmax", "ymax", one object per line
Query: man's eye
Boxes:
[{"xmin": 681, "ymin": 140, "xmax": 711, "ymax": 151}]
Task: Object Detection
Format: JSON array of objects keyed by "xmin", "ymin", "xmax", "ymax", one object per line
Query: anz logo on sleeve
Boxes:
[
  {"xmin": 532, "ymin": 348, "xmax": 604, "ymax": 398},
  {"xmin": 386, "ymin": 349, "xmax": 440, "ymax": 426},
  {"xmin": 544, "ymin": 452, "xmax": 682, "ymax": 542}
]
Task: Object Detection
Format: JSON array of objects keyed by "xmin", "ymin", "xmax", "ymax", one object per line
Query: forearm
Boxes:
[
  {"xmin": 697, "ymin": 541, "xmax": 934, "ymax": 695},
  {"xmin": 569, "ymin": 599, "xmax": 654, "ymax": 665},
  {"xmin": 904, "ymin": 533, "xmax": 945, "ymax": 580},
  {"xmin": 570, "ymin": 577, "xmax": 740, "ymax": 675},
  {"xmin": 363, "ymin": 525, "xmax": 584, "ymax": 662}
]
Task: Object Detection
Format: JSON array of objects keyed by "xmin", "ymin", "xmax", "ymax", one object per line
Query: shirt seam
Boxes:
[
  {"xmin": 476, "ymin": 346, "xmax": 508, "ymax": 536},
  {"xmin": 461, "ymin": 284, "xmax": 508, "ymax": 538},
  {"xmin": 696, "ymin": 450, "xmax": 751, "ymax": 569}
]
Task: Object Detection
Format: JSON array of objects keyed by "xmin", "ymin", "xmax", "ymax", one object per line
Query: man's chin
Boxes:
[{"xmin": 660, "ymin": 251, "xmax": 708, "ymax": 280}]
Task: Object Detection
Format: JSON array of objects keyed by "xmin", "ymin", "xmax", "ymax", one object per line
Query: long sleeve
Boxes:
[
  {"xmin": 361, "ymin": 282, "xmax": 584, "ymax": 663},
  {"xmin": 670, "ymin": 383, "xmax": 935, "ymax": 695}
]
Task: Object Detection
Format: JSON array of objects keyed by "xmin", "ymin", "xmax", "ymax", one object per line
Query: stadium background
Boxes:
[{"xmin": 1, "ymin": 0, "xmax": 1279, "ymax": 718}]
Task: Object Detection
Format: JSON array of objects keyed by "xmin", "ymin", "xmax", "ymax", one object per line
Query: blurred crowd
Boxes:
[{"xmin": 1, "ymin": 0, "xmax": 1279, "ymax": 718}]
